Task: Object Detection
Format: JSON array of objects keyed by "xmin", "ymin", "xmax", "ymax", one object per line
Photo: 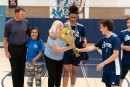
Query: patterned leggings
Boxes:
[{"xmin": 26, "ymin": 62, "xmax": 44, "ymax": 87}]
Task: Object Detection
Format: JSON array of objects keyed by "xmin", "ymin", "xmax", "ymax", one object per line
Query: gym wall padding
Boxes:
[{"xmin": 6, "ymin": 18, "xmax": 127, "ymax": 43}]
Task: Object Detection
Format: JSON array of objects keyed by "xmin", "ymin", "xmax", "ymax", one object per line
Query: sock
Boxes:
[{"xmin": 71, "ymin": 85, "xmax": 75, "ymax": 87}]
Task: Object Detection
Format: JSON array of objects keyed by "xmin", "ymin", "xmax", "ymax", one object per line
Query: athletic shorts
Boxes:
[
  {"xmin": 102, "ymin": 72, "xmax": 120, "ymax": 86},
  {"xmin": 63, "ymin": 50, "xmax": 80, "ymax": 66},
  {"xmin": 121, "ymin": 64, "xmax": 130, "ymax": 79}
]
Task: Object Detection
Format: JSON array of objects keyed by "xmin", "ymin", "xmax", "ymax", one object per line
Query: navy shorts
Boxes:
[
  {"xmin": 121, "ymin": 64, "xmax": 130, "ymax": 79},
  {"xmin": 63, "ymin": 50, "xmax": 80, "ymax": 66},
  {"xmin": 102, "ymin": 73, "xmax": 120, "ymax": 86}
]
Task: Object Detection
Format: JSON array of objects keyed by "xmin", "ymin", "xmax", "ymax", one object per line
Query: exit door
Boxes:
[{"xmin": 0, "ymin": 6, "xmax": 6, "ymax": 42}]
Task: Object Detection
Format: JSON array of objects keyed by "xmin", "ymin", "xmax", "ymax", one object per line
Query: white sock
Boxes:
[{"xmin": 71, "ymin": 85, "xmax": 75, "ymax": 87}]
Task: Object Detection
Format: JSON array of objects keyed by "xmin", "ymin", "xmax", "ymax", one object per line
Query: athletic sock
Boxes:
[{"xmin": 71, "ymin": 85, "xmax": 75, "ymax": 87}]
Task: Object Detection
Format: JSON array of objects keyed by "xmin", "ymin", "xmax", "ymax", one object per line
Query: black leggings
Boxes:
[{"xmin": 45, "ymin": 55, "xmax": 63, "ymax": 87}]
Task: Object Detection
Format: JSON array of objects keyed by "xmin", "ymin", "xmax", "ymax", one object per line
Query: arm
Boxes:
[
  {"xmin": 117, "ymin": 32, "xmax": 130, "ymax": 51},
  {"xmin": 32, "ymin": 51, "xmax": 43, "ymax": 64},
  {"xmin": 96, "ymin": 50, "xmax": 119, "ymax": 71},
  {"xmin": 121, "ymin": 45, "xmax": 130, "ymax": 51},
  {"xmin": 81, "ymin": 37, "xmax": 87, "ymax": 47},
  {"xmin": 3, "ymin": 37, "xmax": 11, "ymax": 59},
  {"xmin": 78, "ymin": 0, "xmax": 86, "ymax": 13},
  {"xmin": 26, "ymin": 21, "xmax": 30, "ymax": 37},
  {"xmin": 49, "ymin": 24, "xmax": 57, "ymax": 40},
  {"xmin": 51, "ymin": 44, "xmax": 74, "ymax": 52},
  {"xmin": 49, "ymin": 32, "xmax": 57, "ymax": 40},
  {"xmin": 77, "ymin": 45, "xmax": 97, "ymax": 52}
]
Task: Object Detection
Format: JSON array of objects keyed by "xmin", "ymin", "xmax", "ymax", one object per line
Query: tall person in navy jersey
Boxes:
[
  {"xmin": 118, "ymin": 17, "xmax": 130, "ymax": 87},
  {"xmin": 77, "ymin": 19, "xmax": 121, "ymax": 87},
  {"xmin": 63, "ymin": 5, "xmax": 87, "ymax": 87}
]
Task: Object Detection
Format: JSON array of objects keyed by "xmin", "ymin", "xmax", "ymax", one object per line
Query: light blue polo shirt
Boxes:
[{"xmin": 44, "ymin": 37, "xmax": 67, "ymax": 60}]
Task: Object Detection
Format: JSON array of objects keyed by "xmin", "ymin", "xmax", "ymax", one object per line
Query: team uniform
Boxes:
[
  {"xmin": 63, "ymin": 22, "xmax": 86, "ymax": 66},
  {"xmin": 26, "ymin": 38, "xmax": 45, "ymax": 87},
  {"xmin": 95, "ymin": 33, "xmax": 121, "ymax": 86},
  {"xmin": 118, "ymin": 29, "xmax": 130, "ymax": 79}
]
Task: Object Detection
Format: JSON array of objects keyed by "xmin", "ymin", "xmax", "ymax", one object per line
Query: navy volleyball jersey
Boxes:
[
  {"xmin": 118, "ymin": 29, "xmax": 130, "ymax": 66},
  {"xmin": 95, "ymin": 33, "xmax": 121, "ymax": 75},
  {"xmin": 63, "ymin": 22, "xmax": 86, "ymax": 59},
  {"xmin": 71, "ymin": 23, "xmax": 86, "ymax": 46}
]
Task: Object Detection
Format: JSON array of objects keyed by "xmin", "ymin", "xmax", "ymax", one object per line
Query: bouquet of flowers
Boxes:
[{"xmin": 58, "ymin": 27, "xmax": 80, "ymax": 57}]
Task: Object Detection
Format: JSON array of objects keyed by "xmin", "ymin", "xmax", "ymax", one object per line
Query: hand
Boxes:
[
  {"xmin": 68, "ymin": 45, "xmax": 75, "ymax": 49},
  {"xmin": 121, "ymin": 45, "xmax": 130, "ymax": 51},
  {"xmin": 96, "ymin": 63, "xmax": 105, "ymax": 71},
  {"xmin": 78, "ymin": 7, "xmax": 82, "ymax": 13},
  {"xmin": 5, "ymin": 50, "xmax": 11, "ymax": 59},
  {"xmin": 32, "ymin": 59, "xmax": 36, "ymax": 65},
  {"xmin": 76, "ymin": 48, "xmax": 80, "ymax": 52},
  {"xmin": 126, "ymin": 46, "xmax": 130, "ymax": 51},
  {"xmin": 82, "ymin": 43, "xmax": 86, "ymax": 47},
  {"xmin": 50, "ymin": 32, "xmax": 57, "ymax": 40}
]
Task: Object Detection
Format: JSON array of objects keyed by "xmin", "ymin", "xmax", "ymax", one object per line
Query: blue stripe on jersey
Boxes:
[
  {"xmin": 95, "ymin": 33, "xmax": 121, "ymax": 75},
  {"xmin": 118, "ymin": 29, "xmax": 130, "ymax": 65}
]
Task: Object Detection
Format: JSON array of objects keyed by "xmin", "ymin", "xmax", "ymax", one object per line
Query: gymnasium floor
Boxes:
[{"xmin": 0, "ymin": 43, "xmax": 130, "ymax": 87}]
